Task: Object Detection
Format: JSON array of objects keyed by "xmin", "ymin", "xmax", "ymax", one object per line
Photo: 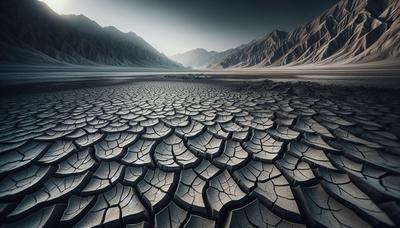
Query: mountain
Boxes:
[
  {"xmin": 0, "ymin": 0, "xmax": 180, "ymax": 68},
  {"xmin": 214, "ymin": 0, "xmax": 400, "ymax": 68},
  {"xmin": 170, "ymin": 48, "xmax": 238, "ymax": 69}
]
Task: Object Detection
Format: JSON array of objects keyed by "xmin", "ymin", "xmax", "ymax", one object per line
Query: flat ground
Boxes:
[{"xmin": 0, "ymin": 75, "xmax": 399, "ymax": 227}]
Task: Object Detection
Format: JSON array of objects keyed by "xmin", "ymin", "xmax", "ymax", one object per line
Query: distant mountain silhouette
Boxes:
[
  {"xmin": 213, "ymin": 0, "xmax": 400, "ymax": 68},
  {"xmin": 170, "ymin": 48, "xmax": 238, "ymax": 69},
  {"xmin": 0, "ymin": 0, "xmax": 181, "ymax": 68}
]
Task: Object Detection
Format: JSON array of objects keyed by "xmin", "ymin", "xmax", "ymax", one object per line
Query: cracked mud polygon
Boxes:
[{"xmin": 0, "ymin": 79, "xmax": 399, "ymax": 228}]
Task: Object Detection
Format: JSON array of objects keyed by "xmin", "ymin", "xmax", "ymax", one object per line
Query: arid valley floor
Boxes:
[{"xmin": 0, "ymin": 75, "xmax": 399, "ymax": 227}]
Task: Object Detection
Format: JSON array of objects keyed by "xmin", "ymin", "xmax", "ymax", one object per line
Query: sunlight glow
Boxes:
[{"xmin": 39, "ymin": 0, "xmax": 70, "ymax": 14}]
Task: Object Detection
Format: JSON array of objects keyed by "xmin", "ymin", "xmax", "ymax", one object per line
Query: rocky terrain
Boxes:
[
  {"xmin": 215, "ymin": 0, "xmax": 400, "ymax": 68},
  {"xmin": 0, "ymin": 79, "xmax": 399, "ymax": 227},
  {"xmin": 0, "ymin": 0, "xmax": 180, "ymax": 68}
]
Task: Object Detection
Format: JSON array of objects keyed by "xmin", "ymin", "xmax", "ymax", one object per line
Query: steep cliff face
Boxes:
[
  {"xmin": 216, "ymin": 0, "xmax": 400, "ymax": 68},
  {"xmin": 0, "ymin": 0, "xmax": 181, "ymax": 68}
]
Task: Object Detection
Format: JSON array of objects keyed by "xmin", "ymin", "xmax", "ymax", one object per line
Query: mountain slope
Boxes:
[
  {"xmin": 170, "ymin": 48, "xmax": 238, "ymax": 68},
  {"xmin": 0, "ymin": 0, "xmax": 180, "ymax": 68},
  {"xmin": 215, "ymin": 0, "xmax": 400, "ymax": 68}
]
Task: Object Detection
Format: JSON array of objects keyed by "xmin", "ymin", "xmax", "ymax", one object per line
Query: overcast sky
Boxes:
[{"xmin": 39, "ymin": 0, "xmax": 337, "ymax": 56}]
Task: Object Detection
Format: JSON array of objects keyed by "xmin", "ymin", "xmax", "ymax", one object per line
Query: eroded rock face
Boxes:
[
  {"xmin": 0, "ymin": 80, "xmax": 399, "ymax": 227},
  {"xmin": 216, "ymin": 0, "xmax": 400, "ymax": 68}
]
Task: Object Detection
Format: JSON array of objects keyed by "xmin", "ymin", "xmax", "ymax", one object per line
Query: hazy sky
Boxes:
[{"xmin": 40, "ymin": 0, "xmax": 337, "ymax": 56}]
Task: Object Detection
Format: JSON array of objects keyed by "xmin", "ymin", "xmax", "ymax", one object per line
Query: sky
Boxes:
[{"xmin": 39, "ymin": 0, "xmax": 337, "ymax": 56}]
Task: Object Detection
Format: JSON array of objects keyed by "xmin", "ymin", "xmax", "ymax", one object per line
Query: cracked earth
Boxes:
[{"xmin": 0, "ymin": 80, "xmax": 399, "ymax": 228}]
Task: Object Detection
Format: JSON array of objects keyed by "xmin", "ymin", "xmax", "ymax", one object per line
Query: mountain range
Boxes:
[
  {"xmin": 170, "ymin": 48, "xmax": 238, "ymax": 69},
  {"xmin": 211, "ymin": 0, "xmax": 400, "ymax": 68},
  {"xmin": 1, "ymin": 0, "xmax": 399, "ymax": 69},
  {"xmin": 0, "ymin": 0, "xmax": 180, "ymax": 68}
]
